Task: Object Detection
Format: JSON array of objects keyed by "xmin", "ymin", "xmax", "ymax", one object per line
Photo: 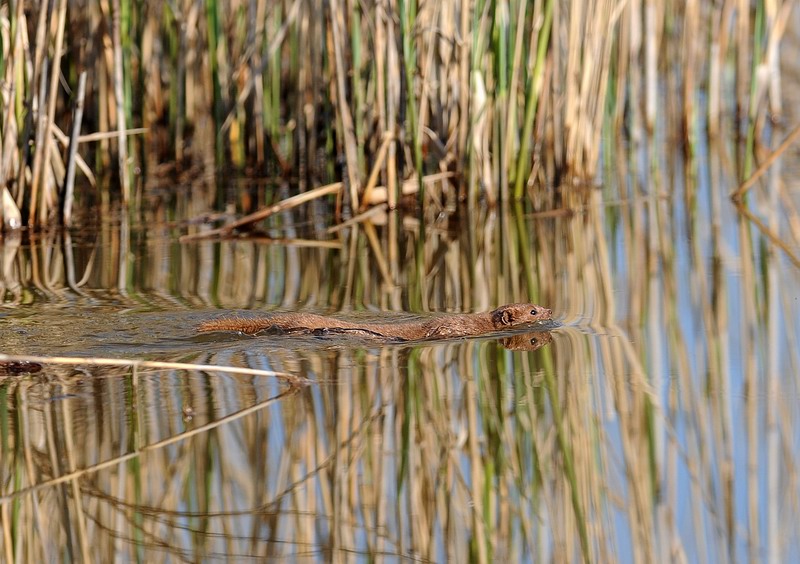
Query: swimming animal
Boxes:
[{"xmin": 198, "ymin": 303, "xmax": 553, "ymax": 342}]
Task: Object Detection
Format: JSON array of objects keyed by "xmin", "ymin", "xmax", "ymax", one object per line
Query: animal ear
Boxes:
[{"xmin": 492, "ymin": 308, "xmax": 513, "ymax": 326}]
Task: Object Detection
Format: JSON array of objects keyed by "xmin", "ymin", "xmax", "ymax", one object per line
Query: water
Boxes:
[{"xmin": 1, "ymin": 163, "xmax": 799, "ymax": 562}]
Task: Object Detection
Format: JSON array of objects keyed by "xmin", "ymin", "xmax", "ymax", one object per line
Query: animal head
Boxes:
[{"xmin": 491, "ymin": 303, "xmax": 553, "ymax": 328}]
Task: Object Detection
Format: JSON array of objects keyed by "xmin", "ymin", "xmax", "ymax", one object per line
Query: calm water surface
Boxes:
[{"xmin": 1, "ymin": 156, "xmax": 799, "ymax": 562}]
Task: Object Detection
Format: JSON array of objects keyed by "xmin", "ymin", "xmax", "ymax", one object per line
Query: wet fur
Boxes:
[{"xmin": 198, "ymin": 303, "xmax": 552, "ymax": 342}]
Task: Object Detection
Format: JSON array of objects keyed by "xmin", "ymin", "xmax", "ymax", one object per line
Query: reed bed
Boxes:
[
  {"xmin": 2, "ymin": 119, "xmax": 800, "ymax": 559},
  {"xmin": 0, "ymin": 0, "xmax": 794, "ymax": 229},
  {"xmin": 0, "ymin": 6, "xmax": 799, "ymax": 557}
]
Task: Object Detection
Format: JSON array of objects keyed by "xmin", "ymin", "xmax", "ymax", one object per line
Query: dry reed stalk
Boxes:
[
  {"xmin": 327, "ymin": 204, "xmax": 388, "ymax": 234},
  {"xmin": 503, "ymin": 0, "xmax": 528, "ymax": 171},
  {"xmin": 50, "ymin": 126, "xmax": 96, "ymax": 188},
  {"xmin": 388, "ymin": 211, "xmax": 401, "ymax": 310},
  {"xmin": 565, "ymin": 0, "xmax": 624, "ymax": 178},
  {"xmin": 464, "ymin": 370, "xmax": 488, "ymax": 564},
  {"xmin": 0, "ymin": 353, "xmax": 301, "ymax": 381},
  {"xmin": 737, "ymin": 214, "xmax": 760, "ymax": 563},
  {"xmin": 731, "ymin": 121, "xmax": 800, "ymax": 201},
  {"xmin": 0, "ymin": 29, "xmax": 22, "ymax": 229},
  {"xmin": 218, "ymin": 236, "xmax": 343, "ymax": 248},
  {"xmin": 587, "ymin": 3, "xmax": 624, "ymax": 169},
  {"xmin": 764, "ymin": 1, "xmax": 795, "ymax": 118},
  {"xmin": 1, "ymin": 503, "xmax": 13, "ymax": 562},
  {"xmin": 778, "ymin": 185, "xmax": 800, "ymax": 247},
  {"xmin": 734, "ymin": 203, "xmax": 800, "ymax": 268},
  {"xmin": 707, "ymin": 1, "xmax": 733, "ymax": 137},
  {"xmin": 457, "ymin": 0, "xmax": 470, "ymax": 170},
  {"xmin": 363, "ymin": 221, "xmax": 394, "ymax": 289},
  {"xmin": 75, "ymin": 128, "xmax": 148, "ymax": 143},
  {"xmin": 22, "ymin": 0, "xmax": 49, "ymax": 203},
  {"xmin": 28, "ymin": 58, "xmax": 49, "ymax": 227},
  {"xmin": 513, "ymin": 0, "xmax": 552, "ymax": 199},
  {"xmin": 386, "ymin": 1, "xmax": 400, "ymax": 209},
  {"xmin": 360, "ymin": 133, "xmax": 395, "ymax": 211},
  {"xmin": 683, "ymin": 0, "xmax": 700, "ymax": 139},
  {"xmin": 328, "ymin": 0, "xmax": 361, "ymax": 210},
  {"xmin": 736, "ymin": 0, "xmax": 750, "ymax": 125},
  {"xmin": 111, "ymin": 0, "xmax": 130, "ymax": 205},
  {"xmin": 374, "ymin": 2, "xmax": 387, "ymax": 170},
  {"xmin": 20, "ymin": 384, "xmax": 52, "ymax": 561},
  {"xmin": 764, "ymin": 171, "xmax": 780, "ymax": 564},
  {"xmin": 58, "ymin": 401, "xmax": 92, "ymax": 562},
  {"xmin": 63, "ymin": 72, "xmax": 88, "ymax": 227},
  {"xmin": 644, "ymin": 2, "xmax": 659, "ymax": 132},
  {"xmin": 0, "ymin": 2, "xmax": 24, "ymax": 193}
]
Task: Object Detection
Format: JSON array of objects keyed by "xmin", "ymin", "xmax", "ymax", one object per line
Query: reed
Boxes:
[
  {"xmin": 0, "ymin": 0, "xmax": 792, "ymax": 229},
  {"xmin": 2, "ymin": 126, "xmax": 800, "ymax": 559}
]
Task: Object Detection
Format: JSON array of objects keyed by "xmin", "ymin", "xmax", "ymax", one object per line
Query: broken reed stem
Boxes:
[
  {"xmin": 63, "ymin": 71, "xmax": 88, "ymax": 227},
  {"xmin": 360, "ymin": 132, "xmax": 395, "ymax": 211},
  {"xmin": 0, "ymin": 353, "xmax": 304, "ymax": 383},
  {"xmin": 77, "ymin": 128, "xmax": 147, "ymax": 143},
  {"xmin": 180, "ymin": 181, "xmax": 342, "ymax": 241}
]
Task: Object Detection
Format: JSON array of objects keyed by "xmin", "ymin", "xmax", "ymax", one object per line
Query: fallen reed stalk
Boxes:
[
  {"xmin": 0, "ymin": 352, "xmax": 306, "ymax": 384},
  {"xmin": 179, "ymin": 181, "xmax": 342, "ymax": 241}
]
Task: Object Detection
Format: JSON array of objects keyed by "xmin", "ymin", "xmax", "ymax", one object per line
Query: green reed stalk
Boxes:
[
  {"xmin": 494, "ymin": 0, "xmax": 510, "ymax": 200},
  {"xmin": 467, "ymin": 0, "xmax": 486, "ymax": 205},
  {"xmin": 268, "ymin": 7, "xmax": 280, "ymax": 139},
  {"xmin": 743, "ymin": 0, "xmax": 765, "ymax": 181},
  {"xmin": 513, "ymin": 0, "xmax": 552, "ymax": 200},
  {"xmin": 205, "ymin": 0, "xmax": 224, "ymax": 163},
  {"xmin": 350, "ymin": 3, "xmax": 365, "ymax": 173},
  {"xmin": 398, "ymin": 0, "xmax": 423, "ymax": 205},
  {"xmin": 110, "ymin": 0, "xmax": 130, "ymax": 205}
]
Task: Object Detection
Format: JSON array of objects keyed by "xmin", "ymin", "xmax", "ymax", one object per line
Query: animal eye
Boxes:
[
  {"xmin": 530, "ymin": 308, "xmax": 537, "ymax": 315},
  {"xmin": 530, "ymin": 338, "xmax": 538, "ymax": 345}
]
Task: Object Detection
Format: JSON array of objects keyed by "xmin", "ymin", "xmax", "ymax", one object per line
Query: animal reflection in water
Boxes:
[{"xmin": 499, "ymin": 331, "xmax": 553, "ymax": 351}]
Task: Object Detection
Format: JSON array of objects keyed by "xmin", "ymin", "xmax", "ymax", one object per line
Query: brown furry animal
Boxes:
[{"xmin": 198, "ymin": 303, "xmax": 553, "ymax": 342}]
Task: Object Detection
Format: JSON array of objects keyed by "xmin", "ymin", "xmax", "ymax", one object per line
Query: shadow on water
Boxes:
[{"xmin": 1, "ymin": 156, "xmax": 800, "ymax": 561}]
